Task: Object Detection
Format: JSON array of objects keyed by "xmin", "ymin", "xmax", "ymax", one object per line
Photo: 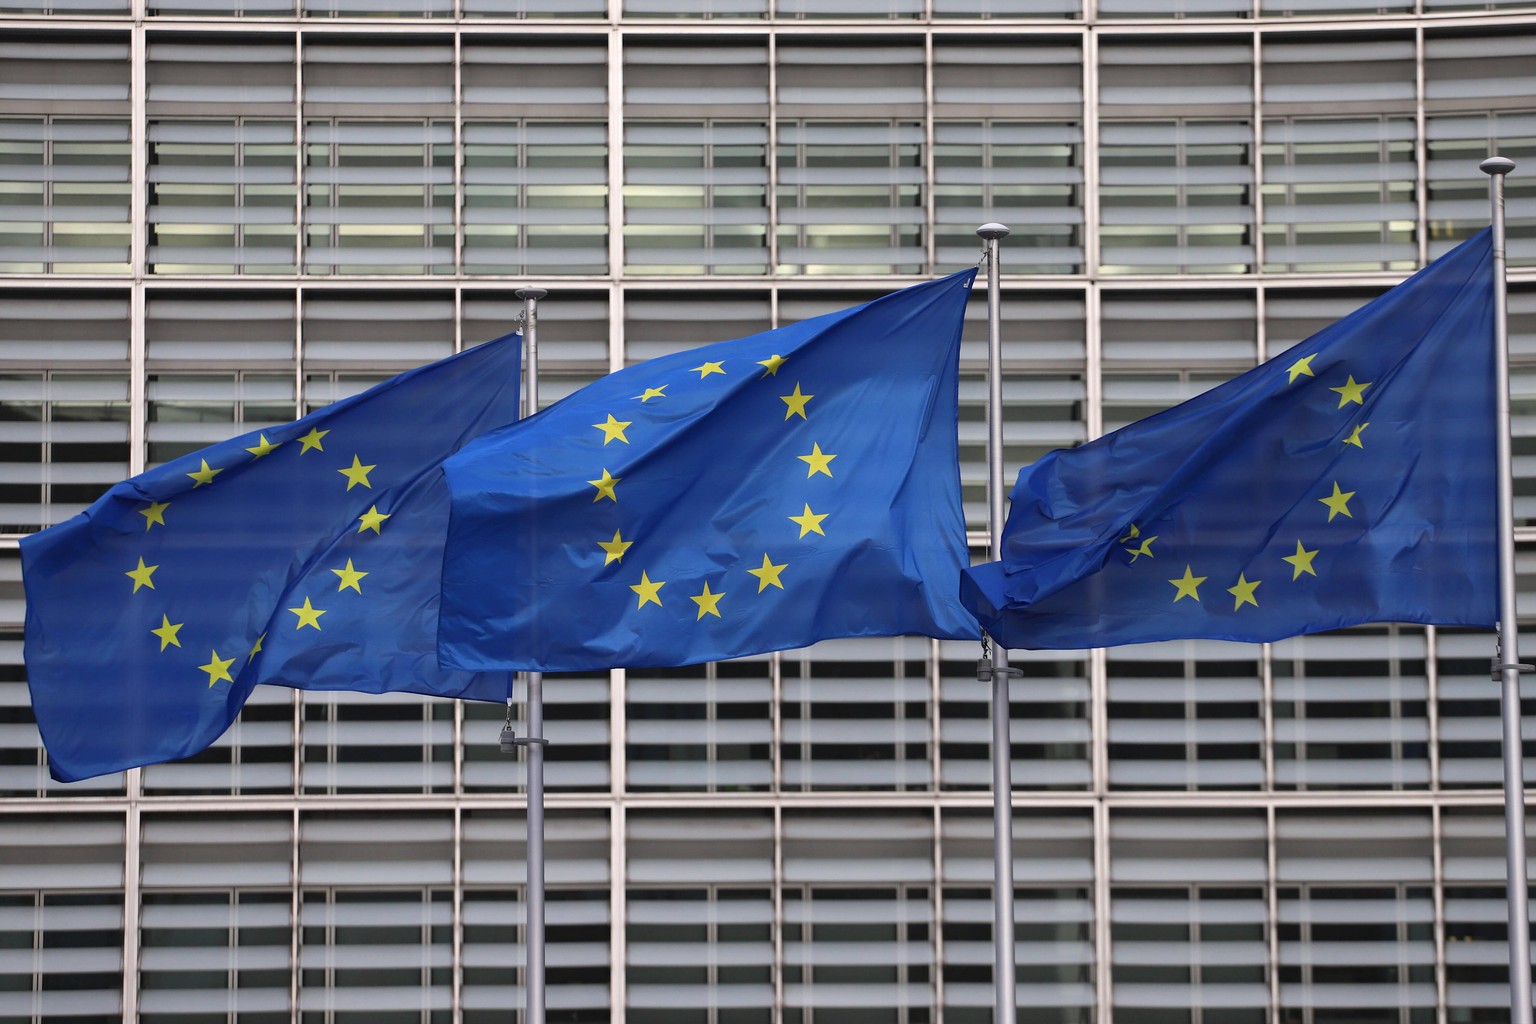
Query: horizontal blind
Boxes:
[
  {"xmin": 145, "ymin": 291, "xmax": 297, "ymax": 367},
  {"xmin": 1435, "ymin": 626, "xmax": 1536, "ymax": 787},
  {"xmin": 776, "ymin": 44, "xmax": 924, "ymax": 116},
  {"xmin": 461, "ymin": 887, "xmax": 611, "ymax": 1021},
  {"xmin": 1111, "ymin": 887, "xmax": 1268, "ymax": 1014},
  {"xmin": 301, "ymin": 293, "xmax": 454, "ymax": 369},
  {"xmin": 0, "ymin": 371, "xmax": 131, "ymax": 532},
  {"xmin": 623, "ymin": 122, "xmax": 770, "ymax": 275},
  {"xmin": 301, "ymin": 43, "xmax": 453, "ymax": 114},
  {"xmin": 932, "ymin": 42, "xmax": 1083, "ymax": 116},
  {"xmin": 1098, "ymin": 40, "xmax": 1253, "ymax": 115},
  {"xmin": 1106, "ymin": 640, "xmax": 1265, "ymax": 791},
  {"xmin": 1261, "ymin": 35, "xmax": 1417, "ymax": 116},
  {"xmin": 1425, "ymin": 111, "xmax": 1536, "ymax": 267},
  {"xmin": 145, "ymin": 40, "xmax": 296, "ymax": 115},
  {"xmin": 941, "ymin": 806, "xmax": 1096, "ymax": 1015},
  {"xmin": 299, "ymin": 812, "xmax": 452, "ymax": 886},
  {"xmin": 297, "ymin": 888, "xmax": 452, "ymax": 1018},
  {"xmin": 463, "ymin": 121, "xmax": 608, "ymax": 275},
  {"xmin": 934, "ymin": 121, "xmax": 1084, "ymax": 274},
  {"xmin": 623, "ymin": 290, "xmax": 770, "ymax": 362},
  {"xmin": 0, "ymin": 891, "xmax": 123, "ymax": 1020},
  {"xmin": 301, "ymin": 121, "xmax": 454, "ymax": 276},
  {"xmin": 0, "ymin": 814, "xmax": 125, "ymax": 889},
  {"xmin": 1099, "ymin": 120, "xmax": 1255, "ymax": 275},
  {"xmin": 139, "ymin": 890, "xmax": 292, "ymax": 1018},
  {"xmin": 0, "ymin": 39, "xmax": 130, "ymax": 115},
  {"xmin": 627, "ymin": 660, "xmax": 774, "ymax": 792},
  {"xmin": 462, "ymin": 289, "xmax": 608, "ymax": 370},
  {"xmin": 624, "ymin": 44, "xmax": 769, "ymax": 115},
  {"xmin": 1271, "ymin": 628, "xmax": 1430, "ymax": 790},
  {"xmin": 1102, "ymin": 290, "xmax": 1256, "ymax": 367},
  {"xmin": 627, "ymin": 888, "xmax": 774, "ymax": 1019},
  {"xmin": 463, "ymin": 672, "xmax": 611, "ymax": 792},
  {"xmin": 298, "ymin": 691, "xmax": 455, "ymax": 796},
  {"xmin": 938, "ymin": 644, "xmax": 1091, "ymax": 790},
  {"xmin": 148, "ymin": 120, "xmax": 298, "ymax": 275},
  {"xmin": 1424, "ymin": 30, "xmax": 1536, "ymax": 114},
  {"xmin": 1111, "ymin": 809, "xmax": 1267, "ymax": 885},
  {"xmin": 141, "ymin": 813, "xmax": 293, "ymax": 887},
  {"xmin": 1260, "ymin": 116, "xmax": 1418, "ymax": 273},
  {"xmin": 0, "ymin": 117, "xmax": 131, "ymax": 274},
  {"xmin": 781, "ymin": 637, "xmax": 934, "ymax": 791},
  {"xmin": 776, "ymin": 121, "xmax": 925, "ymax": 275},
  {"xmin": 461, "ymin": 40, "xmax": 607, "ymax": 115}
]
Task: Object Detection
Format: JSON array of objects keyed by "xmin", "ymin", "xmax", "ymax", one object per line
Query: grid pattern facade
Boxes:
[{"xmin": 4, "ymin": 2, "xmax": 1536, "ymax": 1022}]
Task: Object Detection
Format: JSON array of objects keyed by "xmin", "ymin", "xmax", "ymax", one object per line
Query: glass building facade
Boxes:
[{"xmin": 2, "ymin": 1, "xmax": 1536, "ymax": 1021}]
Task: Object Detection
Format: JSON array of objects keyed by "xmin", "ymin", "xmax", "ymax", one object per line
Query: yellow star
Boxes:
[
  {"xmin": 690, "ymin": 581, "xmax": 725, "ymax": 620},
  {"xmin": 757, "ymin": 354, "xmax": 786, "ymax": 377},
  {"xmin": 357, "ymin": 505, "xmax": 391, "ymax": 534},
  {"xmin": 1343, "ymin": 422, "xmax": 1370, "ymax": 449},
  {"xmin": 789, "ymin": 503, "xmax": 828, "ymax": 539},
  {"xmin": 1168, "ymin": 565, "xmax": 1206, "ymax": 603},
  {"xmin": 244, "ymin": 433, "xmax": 280, "ymax": 458},
  {"xmin": 797, "ymin": 443, "xmax": 837, "ymax": 478},
  {"xmin": 298, "ymin": 427, "xmax": 329, "ymax": 454},
  {"xmin": 589, "ymin": 469, "xmax": 620, "ymax": 503},
  {"xmin": 630, "ymin": 571, "xmax": 665, "ymax": 609},
  {"xmin": 186, "ymin": 459, "xmax": 222, "ymax": 488},
  {"xmin": 1329, "ymin": 374, "xmax": 1372, "ymax": 408},
  {"xmin": 693, "ymin": 361, "xmax": 726, "ymax": 378},
  {"xmin": 1126, "ymin": 535, "xmax": 1158, "ymax": 563},
  {"xmin": 1119, "ymin": 524, "xmax": 1141, "ymax": 544},
  {"xmin": 150, "ymin": 614, "xmax": 184, "ymax": 651},
  {"xmin": 598, "ymin": 529, "xmax": 633, "ymax": 566},
  {"xmin": 199, "ymin": 650, "xmax": 236, "ymax": 688},
  {"xmin": 288, "ymin": 596, "xmax": 326, "ymax": 631},
  {"xmin": 331, "ymin": 558, "xmax": 368, "ymax": 593},
  {"xmin": 1283, "ymin": 540, "xmax": 1319, "ymax": 580},
  {"xmin": 139, "ymin": 501, "xmax": 170, "ymax": 531},
  {"xmin": 747, "ymin": 553, "xmax": 788, "ymax": 593},
  {"xmin": 634, "ymin": 385, "xmax": 668, "ymax": 403},
  {"xmin": 337, "ymin": 455, "xmax": 375, "ymax": 491},
  {"xmin": 781, "ymin": 383, "xmax": 814, "ymax": 421},
  {"xmin": 1286, "ymin": 354, "xmax": 1317, "ymax": 384},
  {"xmin": 126, "ymin": 557, "xmax": 158, "ymax": 593},
  {"xmin": 593, "ymin": 414, "xmax": 632, "ymax": 446},
  {"xmin": 1227, "ymin": 573, "xmax": 1261, "ymax": 611},
  {"xmin": 1319, "ymin": 481, "xmax": 1355, "ymax": 522},
  {"xmin": 248, "ymin": 632, "xmax": 266, "ymax": 663}
]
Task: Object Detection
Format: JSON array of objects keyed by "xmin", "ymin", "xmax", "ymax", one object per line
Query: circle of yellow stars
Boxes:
[
  {"xmin": 128, "ymin": 420, "xmax": 393, "ymax": 690},
  {"xmin": 581, "ymin": 349, "xmax": 841, "ymax": 626},
  {"xmin": 1125, "ymin": 350, "xmax": 1371, "ymax": 614}
]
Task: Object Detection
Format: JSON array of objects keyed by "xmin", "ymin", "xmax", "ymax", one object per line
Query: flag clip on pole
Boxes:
[
  {"xmin": 511, "ymin": 285, "xmax": 549, "ymax": 1024},
  {"xmin": 1481, "ymin": 156, "xmax": 1534, "ymax": 1024},
  {"xmin": 976, "ymin": 223, "xmax": 1018, "ymax": 1024}
]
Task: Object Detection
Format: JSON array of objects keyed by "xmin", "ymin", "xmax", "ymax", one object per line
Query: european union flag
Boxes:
[
  {"xmin": 962, "ymin": 229, "xmax": 1497, "ymax": 650},
  {"xmin": 22, "ymin": 335, "xmax": 522, "ymax": 782},
  {"xmin": 437, "ymin": 270, "xmax": 979, "ymax": 673}
]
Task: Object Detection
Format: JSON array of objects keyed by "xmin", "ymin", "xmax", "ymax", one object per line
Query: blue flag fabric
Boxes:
[
  {"xmin": 962, "ymin": 229, "xmax": 1497, "ymax": 650},
  {"xmin": 22, "ymin": 335, "xmax": 522, "ymax": 782},
  {"xmin": 437, "ymin": 270, "xmax": 979, "ymax": 673}
]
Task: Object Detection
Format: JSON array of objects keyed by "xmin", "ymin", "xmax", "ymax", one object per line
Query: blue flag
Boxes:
[
  {"xmin": 437, "ymin": 270, "xmax": 979, "ymax": 673},
  {"xmin": 962, "ymin": 229, "xmax": 1497, "ymax": 650},
  {"xmin": 22, "ymin": 335, "xmax": 522, "ymax": 782}
]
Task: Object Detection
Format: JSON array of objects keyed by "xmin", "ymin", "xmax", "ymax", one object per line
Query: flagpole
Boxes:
[
  {"xmin": 515, "ymin": 285, "xmax": 548, "ymax": 1024},
  {"xmin": 977, "ymin": 222, "xmax": 1017, "ymax": 1024},
  {"xmin": 1481, "ymin": 155, "xmax": 1532, "ymax": 1024}
]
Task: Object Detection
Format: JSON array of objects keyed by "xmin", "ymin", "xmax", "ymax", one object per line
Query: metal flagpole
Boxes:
[
  {"xmin": 976, "ymin": 223, "xmax": 1017, "ymax": 1024},
  {"xmin": 511, "ymin": 286, "xmax": 549, "ymax": 1024},
  {"xmin": 1481, "ymin": 155, "xmax": 1533, "ymax": 1024}
]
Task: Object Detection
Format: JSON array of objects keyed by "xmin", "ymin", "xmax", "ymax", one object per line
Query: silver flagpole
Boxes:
[
  {"xmin": 514, "ymin": 286, "xmax": 549, "ymax": 1024},
  {"xmin": 976, "ymin": 223, "xmax": 1016, "ymax": 1024},
  {"xmin": 1481, "ymin": 155, "xmax": 1532, "ymax": 1024}
]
